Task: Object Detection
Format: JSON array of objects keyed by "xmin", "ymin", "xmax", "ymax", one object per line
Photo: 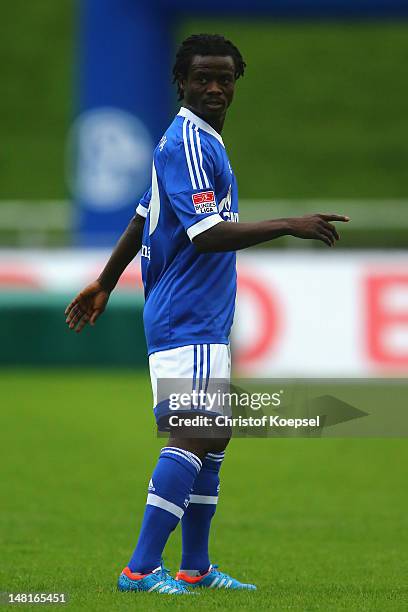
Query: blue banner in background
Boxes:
[
  {"xmin": 73, "ymin": 0, "xmax": 408, "ymax": 246},
  {"xmin": 159, "ymin": 0, "xmax": 408, "ymax": 17},
  {"xmin": 72, "ymin": 1, "xmax": 173, "ymax": 246}
]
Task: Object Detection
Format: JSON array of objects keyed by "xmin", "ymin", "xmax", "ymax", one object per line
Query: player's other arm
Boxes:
[
  {"xmin": 65, "ymin": 214, "xmax": 145, "ymax": 333},
  {"xmin": 192, "ymin": 213, "xmax": 350, "ymax": 252}
]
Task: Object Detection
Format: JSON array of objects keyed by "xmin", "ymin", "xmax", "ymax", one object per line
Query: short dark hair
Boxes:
[{"xmin": 172, "ymin": 33, "xmax": 246, "ymax": 100}]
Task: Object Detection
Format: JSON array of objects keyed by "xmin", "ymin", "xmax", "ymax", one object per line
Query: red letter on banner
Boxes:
[{"xmin": 365, "ymin": 274, "xmax": 408, "ymax": 366}]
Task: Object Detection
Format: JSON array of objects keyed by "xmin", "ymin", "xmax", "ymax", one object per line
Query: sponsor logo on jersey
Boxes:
[
  {"xmin": 223, "ymin": 211, "xmax": 239, "ymax": 223},
  {"xmin": 218, "ymin": 185, "xmax": 232, "ymax": 212},
  {"xmin": 192, "ymin": 190, "xmax": 217, "ymax": 214},
  {"xmin": 141, "ymin": 244, "xmax": 151, "ymax": 260}
]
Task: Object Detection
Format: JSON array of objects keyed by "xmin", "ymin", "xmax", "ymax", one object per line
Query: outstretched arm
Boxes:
[
  {"xmin": 192, "ymin": 214, "xmax": 349, "ymax": 252},
  {"xmin": 65, "ymin": 214, "xmax": 145, "ymax": 332},
  {"xmin": 97, "ymin": 214, "xmax": 146, "ymax": 292}
]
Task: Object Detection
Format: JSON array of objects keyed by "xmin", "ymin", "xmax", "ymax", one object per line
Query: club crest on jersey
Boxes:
[{"xmin": 192, "ymin": 190, "xmax": 217, "ymax": 214}]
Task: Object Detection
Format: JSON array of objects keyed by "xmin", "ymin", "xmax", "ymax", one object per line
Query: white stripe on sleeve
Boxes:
[
  {"xmin": 136, "ymin": 203, "xmax": 148, "ymax": 218},
  {"xmin": 188, "ymin": 122, "xmax": 204, "ymax": 189},
  {"xmin": 195, "ymin": 127, "xmax": 210, "ymax": 188},
  {"xmin": 182, "ymin": 118, "xmax": 197, "ymax": 189},
  {"xmin": 187, "ymin": 214, "xmax": 223, "ymax": 241}
]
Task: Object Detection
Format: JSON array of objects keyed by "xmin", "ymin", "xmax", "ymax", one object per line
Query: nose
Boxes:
[{"xmin": 206, "ymin": 80, "xmax": 223, "ymax": 96}]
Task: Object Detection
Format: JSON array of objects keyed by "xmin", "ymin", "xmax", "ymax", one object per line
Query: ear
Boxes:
[{"xmin": 178, "ymin": 78, "xmax": 185, "ymax": 95}]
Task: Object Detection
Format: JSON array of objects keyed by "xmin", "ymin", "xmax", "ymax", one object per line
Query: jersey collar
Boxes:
[{"xmin": 178, "ymin": 107, "xmax": 225, "ymax": 147}]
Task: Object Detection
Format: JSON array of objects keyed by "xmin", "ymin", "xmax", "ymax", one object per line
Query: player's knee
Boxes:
[
  {"xmin": 167, "ymin": 433, "xmax": 231, "ymax": 457},
  {"xmin": 205, "ymin": 439, "xmax": 229, "ymax": 454},
  {"xmin": 204, "ymin": 433, "xmax": 231, "ymax": 454}
]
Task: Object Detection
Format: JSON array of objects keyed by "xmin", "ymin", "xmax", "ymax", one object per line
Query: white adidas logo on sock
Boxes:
[{"xmin": 148, "ymin": 479, "xmax": 155, "ymax": 492}]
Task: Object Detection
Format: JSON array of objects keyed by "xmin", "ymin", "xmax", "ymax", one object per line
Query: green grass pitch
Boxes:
[{"xmin": 1, "ymin": 370, "xmax": 407, "ymax": 610}]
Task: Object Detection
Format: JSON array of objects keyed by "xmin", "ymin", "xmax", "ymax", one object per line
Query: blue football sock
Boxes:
[
  {"xmin": 128, "ymin": 447, "xmax": 202, "ymax": 574},
  {"xmin": 180, "ymin": 451, "xmax": 225, "ymax": 573}
]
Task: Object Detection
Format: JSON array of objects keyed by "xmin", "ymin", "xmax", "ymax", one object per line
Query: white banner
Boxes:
[
  {"xmin": 234, "ymin": 251, "xmax": 408, "ymax": 377},
  {"xmin": 0, "ymin": 249, "xmax": 407, "ymax": 376}
]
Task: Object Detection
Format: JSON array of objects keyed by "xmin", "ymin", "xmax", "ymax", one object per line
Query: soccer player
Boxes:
[{"xmin": 65, "ymin": 34, "xmax": 349, "ymax": 595}]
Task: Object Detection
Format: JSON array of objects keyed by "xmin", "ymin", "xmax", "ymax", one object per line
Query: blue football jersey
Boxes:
[{"xmin": 136, "ymin": 107, "xmax": 239, "ymax": 355}]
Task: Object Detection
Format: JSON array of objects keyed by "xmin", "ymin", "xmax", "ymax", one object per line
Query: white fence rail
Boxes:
[{"xmin": 0, "ymin": 199, "xmax": 406, "ymax": 247}]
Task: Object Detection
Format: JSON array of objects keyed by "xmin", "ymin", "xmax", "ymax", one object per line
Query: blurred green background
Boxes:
[
  {"xmin": 2, "ymin": 5, "xmax": 408, "ymax": 200},
  {"xmin": 1, "ymin": 5, "xmax": 407, "ymax": 246},
  {"xmin": 0, "ymin": 1, "xmax": 73, "ymax": 200}
]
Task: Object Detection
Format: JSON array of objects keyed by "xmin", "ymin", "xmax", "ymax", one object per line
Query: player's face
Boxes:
[{"xmin": 181, "ymin": 55, "xmax": 236, "ymax": 123}]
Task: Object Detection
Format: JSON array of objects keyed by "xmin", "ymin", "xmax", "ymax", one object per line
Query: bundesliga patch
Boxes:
[{"xmin": 192, "ymin": 190, "xmax": 217, "ymax": 214}]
